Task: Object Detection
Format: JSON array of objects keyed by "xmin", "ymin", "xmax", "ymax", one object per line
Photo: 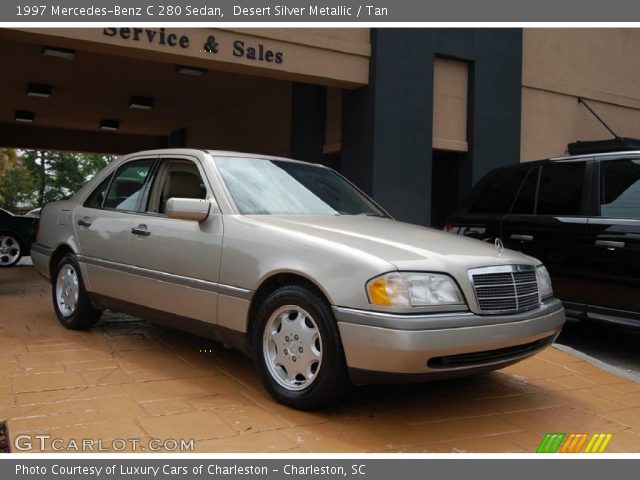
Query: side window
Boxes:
[
  {"xmin": 536, "ymin": 162, "xmax": 586, "ymax": 216},
  {"xmin": 511, "ymin": 168, "xmax": 539, "ymax": 215},
  {"xmin": 146, "ymin": 159, "xmax": 207, "ymax": 214},
  {"xmin": 467, "ymin": 167, "xmax": 528, "ymax": 214},
  {"xmin": 600, "ymin": 159, "xmax": 640, "ymax": 219},
  {"xmin": 103, "ymin": 159, "xmax": 154, "ymax": 211},
  {"xmin": 83, "ymin": 174, "xmax": 113, "ymax": 209}
]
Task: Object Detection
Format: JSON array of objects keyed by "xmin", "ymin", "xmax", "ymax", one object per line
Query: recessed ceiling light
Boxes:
[
  {"xmin": 176, "ymin": 65, "xmax": 207, "ymax": 77},
  {"xmin": 15, "ymin": 111, "xmax": 35, "ymax": 123},
  {"xmin": 129, "ymin": 96, "xmax": 154, "ymax": 110},
  {"xmin": 26, "ymin": 83, "xmax": 53, "ymax": 98},
  {"xmin": 99, "ymin": 119, "xmax": 119, "ymax": 131},
  {"xmin": 42, "ymin": 46, "xmax": 75, "ymax": 60}
]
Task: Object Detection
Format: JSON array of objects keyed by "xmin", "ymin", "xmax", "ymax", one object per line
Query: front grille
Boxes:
[
  {"xmin": 470, "ymin": 265, "xmax": 540, "ymax": 314},
  {"xmin": 427, "ymin": 336, "xmax": 555, "ymax": 369}
]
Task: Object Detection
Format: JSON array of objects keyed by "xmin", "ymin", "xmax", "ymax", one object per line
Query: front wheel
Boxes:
[
  {"xmin": 253, "ymin": 285, "xmax": 351, "ymax": 410},
  {"xmin": 52, "ymin": 254, "xmax": 101, "ymax": 330}
]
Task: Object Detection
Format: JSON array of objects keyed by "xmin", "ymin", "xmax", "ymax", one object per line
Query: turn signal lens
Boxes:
[{"xmin": 368, "ymin": 277, "xmax": 392, "ymax": 305}]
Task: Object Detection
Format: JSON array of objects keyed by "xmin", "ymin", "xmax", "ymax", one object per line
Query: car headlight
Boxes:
[
  {"xmin": 367, "ymin": 272, "xmax": 464, "ymax": 307},
  {"xmin": 536, "ymin": 265, "xmax": 553, "ymax": 300}
]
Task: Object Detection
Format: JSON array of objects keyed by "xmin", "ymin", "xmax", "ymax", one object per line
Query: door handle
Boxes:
[
  {"xmin": 131, "ymin": 226, "xmax": 151, "ymax": 237},
  {"xmin": 511, "ymin": 234, "xmax": 534, "ymax": 242},
  {"xmin": 77, "ymin": 218, "xmax": 92, "ymax": 227},
  {"xmin": 595, "ymin": 240, "xmax": 625, "ymax": 249}
]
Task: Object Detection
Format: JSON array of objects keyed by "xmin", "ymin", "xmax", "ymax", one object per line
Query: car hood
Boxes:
[{"xmin": 246, "ymin": 215, "xmax": 539, "ymax": 271}]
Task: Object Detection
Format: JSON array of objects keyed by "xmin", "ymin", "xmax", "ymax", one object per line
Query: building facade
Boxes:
[{"xmin": 1, "ymin": 28, "xmax": 639, "ymax": 226}]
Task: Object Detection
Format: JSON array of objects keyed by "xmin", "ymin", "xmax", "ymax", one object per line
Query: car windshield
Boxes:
[{"xmin": 214, "ymin": 156, "xmax": 388, "ymax": 216}]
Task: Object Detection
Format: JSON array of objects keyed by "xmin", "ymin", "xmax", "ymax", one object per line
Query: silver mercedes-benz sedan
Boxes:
[{"xmin": 32, "ymin": 149, "xmax": 565, "ymax": 409}]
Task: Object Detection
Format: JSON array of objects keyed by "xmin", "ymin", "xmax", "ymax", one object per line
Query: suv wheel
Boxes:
[
  {"xmin": 0, "ymin": 234, "xmax": 22, "ymax": 267},
  {"xmin": 52, "ymin": 254, "xmax": 101, "ymax": 330},
  {"xmin": 253, "ymin": 285, "xmax": 351, "ymax": 410}
]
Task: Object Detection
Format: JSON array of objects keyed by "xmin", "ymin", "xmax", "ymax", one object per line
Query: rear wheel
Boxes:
[
  {"xmin": 52, "ymin": 254, "xmax": 101, "ymax": 330},
  {"xmin": 0, "ymin": 234, "xmax": 22, "ymax": 267},
  {"xmin": 253, "ymin": 285, "xmax": 351, "ymax": 410}
]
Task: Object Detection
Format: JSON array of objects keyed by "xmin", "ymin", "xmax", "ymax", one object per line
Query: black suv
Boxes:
[{"xmin": 447, "ymin": 152, "xmax": 640, "ymax": 327}]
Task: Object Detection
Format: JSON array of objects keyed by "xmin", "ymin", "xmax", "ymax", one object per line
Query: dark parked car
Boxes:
[
  {"xmin": 447, "ymin": 152, "xmax": 640, "ymax": 328},
  {"xmin": 0, "ymin": 208, "xmax": 37, "ymax": 267}
]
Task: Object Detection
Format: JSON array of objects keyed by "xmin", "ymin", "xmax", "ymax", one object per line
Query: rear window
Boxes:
[
  {"xmin": 600, "ymin": 159, "xmax": 640, "ymax": 219},
  {"xmin": 103, "ymin": 160, "xmax": 154, "ymax": 211},
  {"xmin": 83, "ymin": 174, "xmax": 113, "ymax": 209},
  {"xmin": 467, "ymin": 167, "xmax": 528, "ymax": 214}
]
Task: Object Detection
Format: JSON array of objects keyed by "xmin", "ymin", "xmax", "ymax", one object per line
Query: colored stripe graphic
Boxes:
[
  {"xmin": 584, "ymin": 434, "xmax": 613, "ymax": 453},
  {"xmin": 560, "ymin": 433, "xmax": 588, "ymax": 453},
  {"xmin": 539, "ymin": 433, "xmax": 613, "ymax": 453},
  {"xmin": 536, "ymin": 433, "xmax": 565, "ymax": 453}
]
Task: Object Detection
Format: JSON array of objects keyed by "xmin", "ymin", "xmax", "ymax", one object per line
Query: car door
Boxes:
[
  {"xmin": 500, "ymin": 160, "xmax": 591, "ymax": 317},
  {"xmin": 585, "ymin": 157, "xmax": 640, "ymax": 325},
  {"xmin": 73, "ymin": 157, "xmax": 156, "ymax": 301},
  {"xmin": 126, "ymin": 154, "xmax": 223, "ymax": 324}
]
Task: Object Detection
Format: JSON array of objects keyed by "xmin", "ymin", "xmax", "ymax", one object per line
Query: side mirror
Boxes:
[{"xmin": 166, "ymin": 198, "xmax": 212, "ymax": 222}]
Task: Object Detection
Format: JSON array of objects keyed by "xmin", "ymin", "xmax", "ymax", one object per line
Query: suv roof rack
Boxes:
[{"xmin": 567, "ymin": 137, "xmax": 640, "ymax": 155}]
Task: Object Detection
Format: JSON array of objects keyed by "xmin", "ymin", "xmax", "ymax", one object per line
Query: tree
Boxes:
[
  {"xmin": 0, "ymin": 164, "xmax": 37, "ymax": 211},
  {"xmin": 21, "ymin": 150, "xmax": 114, "ymax": 205},
  {"xmin": 0, "ymin": 148, "xmax": 18, "ymax": 178},
  {"xmin": 0, "ymin": 148, "xmax": 38, "ymax": 211},
  {"xmin": 1, "ymin": 149, "xmax": 114, "ymax": 211}
]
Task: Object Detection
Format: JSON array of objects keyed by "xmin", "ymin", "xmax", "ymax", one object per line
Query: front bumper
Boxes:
[{"xmin": 334, "ymin": 298, "xmax": 565, "ymax": 384}]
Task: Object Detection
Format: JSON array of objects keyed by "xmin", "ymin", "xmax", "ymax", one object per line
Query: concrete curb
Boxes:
[{"xmin": 552, "ymin": 343, "xmax": 640, "ymax": 384}]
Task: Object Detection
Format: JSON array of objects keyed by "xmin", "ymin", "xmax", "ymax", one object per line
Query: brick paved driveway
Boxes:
[{"xmin": 1, "ymin": 266, "xmax": 639, "ymax": 453}]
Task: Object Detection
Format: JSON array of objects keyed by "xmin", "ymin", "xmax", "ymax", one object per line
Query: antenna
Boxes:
[{"xmin": 578, "ymin": 97, "xmax": 620, "ymax": 140}]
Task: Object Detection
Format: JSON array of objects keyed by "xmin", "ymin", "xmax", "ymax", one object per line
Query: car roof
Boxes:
[
  {"xmin": 119, "ymin": 148, "xmax": 323, "ymax": 167},
  {"xmin": 501, "ymin": 150, "xmax": 640, "ymax": 169},
  {"xmin": 550, "ymin": 150, "xmax": 640, "ymax": 162}
]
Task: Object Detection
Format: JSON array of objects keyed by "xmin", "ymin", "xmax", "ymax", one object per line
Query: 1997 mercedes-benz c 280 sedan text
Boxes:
[{"xmin": 32, "ymin": 149, "xmax": 565, "ymax": 409}]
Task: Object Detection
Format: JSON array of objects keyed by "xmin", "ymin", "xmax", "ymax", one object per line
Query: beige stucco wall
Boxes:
[
  {"xmin": 522, "ymin": 29, "xmax": 640, "ymax": 161},
  {"xmin": 433, "ymin": 58, "xmax": 468, "ymax": 152}
]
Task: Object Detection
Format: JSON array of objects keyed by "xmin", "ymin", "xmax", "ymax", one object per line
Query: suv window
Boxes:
[
  {"xmin": 467, "ymin": 167, "xmax": 528, "ymax": 214},
  {"xmin": 83, "ymin": 174, "xmax": 113, "ymax": 209},
  {"xmin": 511, "ymin": 167, "xmax": 539, "ymax": 215},
  {"xmin": 600, "ymin": 159, "xmax": 640, "ymax": 219},
  {"xmin": 146, "ymin": 159, "xmax": 207, "ymax": 214},
  {"xmin": 103, "ymin": 159, "xmax": 154, "ymax": 211},
  {"xmin": 536, "ymin": 162, "xmax": 586, "ymax": 215}
]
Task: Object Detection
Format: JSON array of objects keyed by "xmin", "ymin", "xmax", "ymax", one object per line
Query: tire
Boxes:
[
  {"xmin": 0, "ymin": 234, "xmax": 23, "ymax": 267},
  {"xmin": 253, "ymin": 284, "xmax": 351, "ymax": 410},
  {"xmin": 52, "ymin": 254, "xmax": 101, "ymax": 330}
]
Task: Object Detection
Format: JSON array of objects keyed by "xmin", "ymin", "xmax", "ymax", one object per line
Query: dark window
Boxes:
[
  {"xmin": 467, "ymin": 168, "xmax": 528, "ymax": 215},
  {"xmin": 536, "ymin": 162, "xmax": 586, "ymax": 216},
  {"xmin": 103, "ymin": 160, "xmax": 154, "ymax": 211},
  {"xmin": 83, "ymin": 174, "xmax": 113, "ymax": 209},
  {"xmin": 600, "ymin": 159, "xmax": 640, "ymax": 219},
  {"xmin": 511, "ymin": 168, "xmax": 539, "ymax": 215}
]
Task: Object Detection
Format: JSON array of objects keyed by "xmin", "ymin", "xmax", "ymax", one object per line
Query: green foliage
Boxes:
[
  {"xmin": 0, "ymin": 149, "xmax": 114, "ymax": 211},
  {"xmin": 0, "ymin": 148, "xmax": 18, "ymax": 178},
  {"xmin": 0, "ymin": 149, "xmax": 37, "ymax": 211}
]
